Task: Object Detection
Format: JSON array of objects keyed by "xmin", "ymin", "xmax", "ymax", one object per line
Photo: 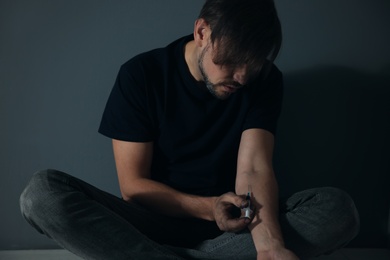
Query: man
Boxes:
[{"xmin": 20, "ymin": 0, "xmax": 359, "ymax": 259}]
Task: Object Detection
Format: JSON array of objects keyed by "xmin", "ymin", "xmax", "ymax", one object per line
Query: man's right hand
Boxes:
[{"xmin": 213, "ymin": 192, "xmax": 253, "ymax": 232}]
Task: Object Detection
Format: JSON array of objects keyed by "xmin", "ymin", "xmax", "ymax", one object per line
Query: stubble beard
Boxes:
[{"xmin": 198, "ymin": 47, "xmax": 231, "ymax": 100}]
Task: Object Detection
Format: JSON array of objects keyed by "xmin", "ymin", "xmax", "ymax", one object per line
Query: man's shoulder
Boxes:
[
  {"xmin": 120, "ymin": 48, "xmax": 168, "ymax": 72},
  {"xmin": 261, "ymin": 62, "xmax": 282, "ymax": 81},
  {"xmin": 120, "ymin": 35, "xmax": 192, "ymax": 72}
]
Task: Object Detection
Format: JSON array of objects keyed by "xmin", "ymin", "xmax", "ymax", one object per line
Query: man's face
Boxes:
[{"xmin": 198, "ymin": 44, "xmax": 248, "ymax": 100}]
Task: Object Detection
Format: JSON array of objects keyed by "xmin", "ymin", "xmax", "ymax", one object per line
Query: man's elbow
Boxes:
[{"xmin": 121, "ymin": 193, "xmax": 132, "ymax": 202}]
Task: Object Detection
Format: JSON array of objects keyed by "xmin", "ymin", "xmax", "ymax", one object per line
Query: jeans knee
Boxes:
[
  {"xmin": 20, "ymin": 169, "xmax": 60, "ymax": 222},
  {"xmin": 320, "ymin": 187, "xmax": 360, "ymax": 241}
]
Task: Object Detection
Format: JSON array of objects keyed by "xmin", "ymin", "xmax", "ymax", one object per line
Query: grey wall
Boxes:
[{"xmin": 1, "ymin": 0, "xmax": 389, "ymax": 250}]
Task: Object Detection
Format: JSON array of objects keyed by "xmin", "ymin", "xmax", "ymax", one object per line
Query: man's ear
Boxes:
[{"xmin": 193, "ymin": 18, "xmax": 210, "ymax": 47}]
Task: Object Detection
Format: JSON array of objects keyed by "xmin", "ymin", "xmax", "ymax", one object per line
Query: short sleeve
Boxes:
[
  {"xmin": 98, "ymin": 60, "xmax": 156, "ymax": 142},
  {"xmin": 242, "ymin": 65, "xmax": 283, "ymax": 135}
]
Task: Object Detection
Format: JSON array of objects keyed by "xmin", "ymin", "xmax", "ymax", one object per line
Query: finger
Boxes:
[
  {"xmin": 240, "ymin": 199, "xmax": 249, "ymax": 209},
  {"xmin": 223, "ymin": 192, "xmax": 247, "ymax": 208}
]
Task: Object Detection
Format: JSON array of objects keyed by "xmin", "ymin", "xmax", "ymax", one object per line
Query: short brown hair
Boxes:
[{"xmin": 199, "ymin": 0, "xmax": 282, "ymax": 74}]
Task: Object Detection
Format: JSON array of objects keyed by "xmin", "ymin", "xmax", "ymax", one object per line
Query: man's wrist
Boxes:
[
  {"xmin": 185, "ymin": 195, "xmax": 218, "ymax": 221},
  {"xmin": 250, "ymin": 221, "xmax": 285, "ymax": 252},
  {"xmin": 207, "ymin": 196, "xmax": 218, "ymax": 221},
  {"xmin": 255, "ymin": 238, "xmax": 285, "ymax": 252}
]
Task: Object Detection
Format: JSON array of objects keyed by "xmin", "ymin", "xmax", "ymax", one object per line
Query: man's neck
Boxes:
[{"xmin": 184, "ymin": 40, "xmax": 202, "ymax": 82}]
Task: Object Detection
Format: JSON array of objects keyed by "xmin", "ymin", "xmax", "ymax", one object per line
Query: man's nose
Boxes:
[{"xmin": 232, "ymin": 66, "xmax": 248, "ymax": 85}]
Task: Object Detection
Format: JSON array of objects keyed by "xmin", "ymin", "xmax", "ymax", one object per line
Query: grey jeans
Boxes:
[{"xmin": 20, "ymin": 169, "xmax": 359, "ymax": 260}]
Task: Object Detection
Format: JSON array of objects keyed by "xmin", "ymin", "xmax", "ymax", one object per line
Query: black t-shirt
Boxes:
[{"xmin": 99, "ymin": 35, "xmax": 283, "ymax": 196}]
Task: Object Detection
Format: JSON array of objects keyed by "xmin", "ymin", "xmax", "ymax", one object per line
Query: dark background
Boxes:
[{"xmin": 1, "ymin": 0, "xmax": 389, "ymax": 250}]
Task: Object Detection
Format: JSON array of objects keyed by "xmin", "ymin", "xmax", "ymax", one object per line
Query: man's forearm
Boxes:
[
  {"xmin": 113, "ymin": 140, "xmax": 217, "ymax": 221},
  {"xmin": 236, "ymin": 170, "xmax": 285, "ymax": 252},
  {"xmin": 122, "ymin": 178, "xmax": 217, "ymax": 221}
]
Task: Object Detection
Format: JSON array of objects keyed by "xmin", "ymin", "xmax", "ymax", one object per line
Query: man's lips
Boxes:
[{"xmin": 222, "ymin": 85, "xmax": 240, "ymax": 93}]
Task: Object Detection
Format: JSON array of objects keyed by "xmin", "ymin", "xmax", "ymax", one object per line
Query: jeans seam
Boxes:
[
  {"xmin": 291, "ymin": 192, "xmax": 320, "ymax": 215},
  {"xmin": 206, "ymin": 233, "xmax": 236, "ymax": 253}
]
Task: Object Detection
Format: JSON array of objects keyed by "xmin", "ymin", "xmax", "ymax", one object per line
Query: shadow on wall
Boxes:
[{"xmin": 273, "ymin": 66, "xmax": 390, "ymax": 248}]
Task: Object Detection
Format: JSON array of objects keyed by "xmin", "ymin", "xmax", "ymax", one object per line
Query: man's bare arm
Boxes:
[
  {"xmin": 112, "ymin": 139, "xmax": 216, "ymax": 221},
  {"xmin": 236, "ymin": 129, "xmax": 298, "ymax": 259}
]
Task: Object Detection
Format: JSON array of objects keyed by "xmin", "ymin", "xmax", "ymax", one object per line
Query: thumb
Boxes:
[{"xmin": 229, "ymin": 193, "xmax": 248, "ymax": 208}]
